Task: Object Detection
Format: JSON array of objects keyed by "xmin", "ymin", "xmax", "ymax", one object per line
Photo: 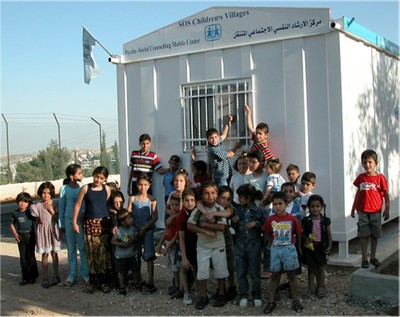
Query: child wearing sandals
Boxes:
[
  {"xmin": 301, "ymin": 195, "xmax": 332, "ymax": 298},
  {"xmin": 72, "ymin": 166, "xmax": 113, "ymax": 294},
  {"xmin": 30, "ymin": 182, "xmax": 61, "ymax": 288},
  {"xmin": 262, "ymin": 192, "xmax": 303, "ymax": 314},
  {"xmin": 111, "ymin": 208, "xmax": 138, "ymax": 295}
]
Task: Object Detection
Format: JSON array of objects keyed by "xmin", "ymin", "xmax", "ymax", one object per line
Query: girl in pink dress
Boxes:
[{"xmin": 31, "ymin": 181, "xmax": 61, "ymax": 288}]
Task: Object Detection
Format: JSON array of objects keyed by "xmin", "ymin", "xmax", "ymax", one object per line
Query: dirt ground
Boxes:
[{"xmin": 0, "ymin": 241, "xmax": 397, "ymax": 316}]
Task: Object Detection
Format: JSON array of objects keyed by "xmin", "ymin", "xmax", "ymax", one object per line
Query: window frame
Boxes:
[{"xmin": 180, "ymin": 78, "xmax": 253, "ymax": 153}]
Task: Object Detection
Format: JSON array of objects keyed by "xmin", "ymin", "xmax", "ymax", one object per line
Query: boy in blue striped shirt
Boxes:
[{"xmin": 205, "ymin": 116, "xmax": 241, "ymax": 187}]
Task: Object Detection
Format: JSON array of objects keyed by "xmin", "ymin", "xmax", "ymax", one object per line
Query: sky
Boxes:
[{"xmin": 1, "ymin": 0, "xmax": 399, "ymax": 156}]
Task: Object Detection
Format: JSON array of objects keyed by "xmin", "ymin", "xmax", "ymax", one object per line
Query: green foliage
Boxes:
[
  {"xmin": 0, "ymin": 165, "xmax": 13, "ymax": 185},
  {"xmin": 14, "ymin": 139, "xmax": 71, "ymax": 183}
]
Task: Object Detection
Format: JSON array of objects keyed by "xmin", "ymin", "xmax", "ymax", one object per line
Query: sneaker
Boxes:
[
  {"xmin": 195, "ymin": 296, "xmax": 209, "ymax": 310},
  {"xmin": 170, "ymin": 289, "xmax": 184, "ymax": 299},
  {"xmin": 226, "ymin": 286, "xmax": 237, "ymax": 301},
  {"xmin": 63, "ymin": 280, "xmax": 74, "ymax": 288},
  {"xmin": 254, "ymin": 299, "xmax": 262, "ymax": 307},
  {"xmin": 361, "ymin": 260, "xmax": 369, "ymax": 268},
  {"xmin": 239, "ymin": 298, "xmax": 248, "ymax": 308},
  {"xmin": 212, "ymin": 294, "xmax": 226, "ymax": 307},
  {"xmin": 183, "ymin": 292, "xmax": 193, "ymax": 305},
  {"xmin": 19, "ymin": 280, "xmax": 28, "ymax": 286}
]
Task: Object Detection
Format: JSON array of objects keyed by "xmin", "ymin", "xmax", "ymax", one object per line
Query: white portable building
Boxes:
[{"xmin": 111, "ymin": 7, "xmax": 399, "ymax": 262}]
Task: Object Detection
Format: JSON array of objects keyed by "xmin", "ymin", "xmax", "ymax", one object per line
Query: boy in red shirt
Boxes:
[
  {"xmin": 350, "ymin": 149, "xmax": 390, "ymax": 269},
  {"xmin": 262, "ymin": 192, "xmax": 303, "ymax": 314}
]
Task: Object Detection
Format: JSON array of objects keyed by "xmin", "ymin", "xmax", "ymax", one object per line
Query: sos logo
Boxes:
[{"xmin": 178, "ymin": 20, "xmax": 191, "ymax": 28}]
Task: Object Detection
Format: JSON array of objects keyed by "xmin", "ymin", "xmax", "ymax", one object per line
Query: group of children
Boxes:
[{"xmin": 10, "ymin": 105, "xmax": 390, "ymax": 314}]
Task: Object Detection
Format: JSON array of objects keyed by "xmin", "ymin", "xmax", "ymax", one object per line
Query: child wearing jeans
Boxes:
[
  {"xmin": 231, "ymin": 184, "xmax": 265, "ymax": 308},
  {"xmin": 350, "ymin": 149, "xmax": 389, "ymax": 269},
  {"xmin": 262, "ymin": 192, "xmax": 303, "ymax": 314}
]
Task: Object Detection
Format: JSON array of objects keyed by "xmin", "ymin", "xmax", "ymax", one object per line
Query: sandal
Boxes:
[
  {"xmin": 317, "ymin": 287, "xmax": 326, "ymax": 298},
  {"xmin": 52, "ymin": 276, "xmax": 61, "ymax": 286},
  {"xmin": 263, "ymin": 302, "xmax": 276, "ymax": 314},
  {"xmin": 41, "ymin": 279, "xmax": 51, "ymax": 289},
  {"xmin": 370, "ymin": 258, "xmax": 381, "ymax": 267},
  {"xmin": 292, "ymin": 300, "xmax": 303, "ymax": 313}
]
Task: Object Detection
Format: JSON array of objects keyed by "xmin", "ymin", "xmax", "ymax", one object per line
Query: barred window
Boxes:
[{"xmin": 181, "ymin": 79, "xmax": 252, "ymax": 152}]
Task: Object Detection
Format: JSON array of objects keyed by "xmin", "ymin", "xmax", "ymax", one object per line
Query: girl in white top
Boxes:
[
  {"xmin": 229, "ymin": 153, "xmax": 251, "ymax": 206},
  {"xmin": 244, "ymin": 151, "xmax": 268, "ymax": 206}
]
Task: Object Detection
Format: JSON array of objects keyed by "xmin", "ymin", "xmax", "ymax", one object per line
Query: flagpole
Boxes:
[{"xmin": 82, "ymin": 25, "xmax": 113, "ymax": 57}]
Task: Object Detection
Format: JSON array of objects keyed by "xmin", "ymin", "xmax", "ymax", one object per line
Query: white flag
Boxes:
[{"xmin": 83, "ymin": 26, "xmax": 100, "ymax": 84}]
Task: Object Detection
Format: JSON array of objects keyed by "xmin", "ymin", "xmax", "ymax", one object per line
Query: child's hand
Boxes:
[
  {"xmin": 324, "ymin": 247, "xmax": 331, "ymax": 255},
  {"xmin": 191, "ymin": 146, "xmax": 196, "ymax": 161},
  {"xmin": 232, "ymin": 215, "xmax": 239, "ymax": 223},
  {"xmin": 160, "ymin": 248, "xmax": 168, "ymax": 256},
  {"xmin": 120, "ymin": 240, "xmax": 129, "ymax": 248},
  {"xmin": 234, "ymin": 141, "xmax": 242, "ymax": 151},
  {"xmin": 227, "ymin": 115, "xmax": 234, "ymax": 125},
  {"xmin": 350, "ymin": 210, "xmax": 355, "ymax": 218},
  {"xmin": 244, "ymin": 104, "xmax": 251, "ymax": 114},
  {"xmin": 181, "ymin": 258, "xmax": 191, "ymax": 270},
  {"xmin": 383, "ymin": 209, "xmax": 389, "ymax": 221},
  {"xmin": 43, "ymin": 200, "xmax": 54, "ymax": 212},
  {"xmin": 14, "ymin": 233, "xmax": 21, "ymax": 242},
  {"xmin": 204, "ymin": 230, "xmax": 217, "ymax": 239},
  {"xmin": 205, "ymin": 213, "xmax": 216, "ymax": 223},
  {"xmin": 244, "ymin": 221, "xmax": 255, "ymax": 230},
  {"xmin": 72, "ymin": 222, "xmax": 80, "ymax": 234},
  {"xmin": 112, "ymin": 226, "xmax": 118, "ymax": 235}
]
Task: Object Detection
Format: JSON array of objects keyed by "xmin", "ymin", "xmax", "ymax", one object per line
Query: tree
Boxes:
[
  {"xmin": 111, "ymin": 140, "xmax": 120, "ymax": 174},
  {"xmin": 100, "ymin": 131, "xmax": 111, "ymax": 170},
  {"xmin": 0, "ymin": 165, "xmax": 13, "ymax": 185},
  {"xmin": 14, "ymin": 140, "xmax": 71, "ymax": 183}
]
